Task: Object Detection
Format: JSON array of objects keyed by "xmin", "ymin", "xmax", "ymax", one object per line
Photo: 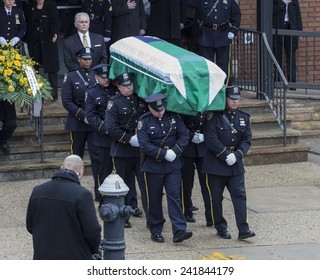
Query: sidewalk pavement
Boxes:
[{"xmin": 0, "ymin": 138, "xmax": 319, "ymax": 260}]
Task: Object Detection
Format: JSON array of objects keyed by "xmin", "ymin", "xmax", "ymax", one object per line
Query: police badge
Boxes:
[
  {"xmin": 15, "ymin": 14, "xmax": 20, "ymax": 25},
  {"xmin": 107, "ymin": 100, "xmax": 113, "ymax": 111}
]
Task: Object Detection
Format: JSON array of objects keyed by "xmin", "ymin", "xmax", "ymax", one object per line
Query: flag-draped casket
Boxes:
[{"xmin": 109, "ymin": 36, "xmax": 226, "ymax": 115}]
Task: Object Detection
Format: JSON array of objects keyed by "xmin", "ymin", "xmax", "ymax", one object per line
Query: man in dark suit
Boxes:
[
  {"xmin": 26, "ymin": 155, "xmax": 102, "ymax": 260},
  {"xmin": 203, "ymin": 86, "xmax": 255, "ymax": 241},
  {"xmin": 63, "ymin": 12, "xmax": 107, "ymax": 71},
  {"xmin": 0, "ymin": 101, "xmax": 17, "ymax": 154}
]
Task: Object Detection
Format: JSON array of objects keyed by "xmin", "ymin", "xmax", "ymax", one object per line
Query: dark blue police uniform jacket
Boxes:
[
  {"xmin": 0, "ymin": 5, "xmax": 26, "ymax": 41},
  {"xmin": 203, "ymin": 108, "xmax": 251, "ymax": 176},
  {"xmin": 85, "ymin": 84, "xmax": 117, "ymax": 148},
  {"xmin": 105, "ymin": 93, "xmax": 148, "ymax": 158},
  {"xmin": 187, "ymin": 0, "xmax": 241, "ymax": 48},
  {"xmin": 62, "ymin": 69, "xmax": 96, "ymax": 132},
  {"xmin": 137, "ymin": 111, "xmax": 189, "ymax": 173}
]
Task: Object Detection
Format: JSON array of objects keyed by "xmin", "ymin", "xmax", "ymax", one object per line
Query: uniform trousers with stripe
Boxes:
[
  {"xmin": 145, "ymin": 170, "xmax": 187, "ymax": 235},
  {"xmin": 205, "ymin": 173, "xmax": 250, "ymax": 233},
  {"xmin": 69, "ymin": 131, "xmax": 100, "ymax": 197}
]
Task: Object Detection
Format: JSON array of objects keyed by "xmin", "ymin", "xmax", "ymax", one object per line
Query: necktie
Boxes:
[
  {"xmin": 83, "ymin": 34, "xmax": 89, "ymax": 47},
  {"xmin": 8, "ymin": 11, "xmax": 11, "ymax": 16}
]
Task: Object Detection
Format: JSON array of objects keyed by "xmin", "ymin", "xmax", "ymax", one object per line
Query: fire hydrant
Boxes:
[{"xmin": 98, "ymin": 171, "xmax": 133, "ymax": 260}]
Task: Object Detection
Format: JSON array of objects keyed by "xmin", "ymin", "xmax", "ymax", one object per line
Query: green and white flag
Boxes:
[{"xmin": 109, "ymin": 36, "xmax": 226, "ymax": 115}]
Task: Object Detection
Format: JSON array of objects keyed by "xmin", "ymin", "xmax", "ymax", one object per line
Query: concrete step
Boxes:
[
  {"xmin": 245, "ymin": 144, "xmax": 310, "ymax": 165},
  {"xmin": 0, "ymin": 158, "xmax": 92, "ymax": 182},
  {"xmin": 252, "ymin": 128, "xmax": 301, "ymax": 146}
]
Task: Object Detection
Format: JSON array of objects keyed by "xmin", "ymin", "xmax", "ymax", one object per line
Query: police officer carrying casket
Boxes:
[
  {"xmin": 186, "ymin": 0, "xmax": 241, "ymax": 84},
  {"xmin": 203, "ymin": 85, "xmax": 255, "ymax": 240},
  {"xmin": 85, "ymin": 63, "xmax": 117, "ymax": 202},
  {"xmin": 105, "ymin": 72, "xmax": 148, "ymax": 228},
  {"xmin": 137, "ymin": 93, "xmax": 193, "ymax": 243},
  {"xmin": 180, "ymin": 112, "xmax": 212, "ymax": 225},
  {"xmin": 61, "ymin": 47, "xmax": 100, "ymax": 199}
]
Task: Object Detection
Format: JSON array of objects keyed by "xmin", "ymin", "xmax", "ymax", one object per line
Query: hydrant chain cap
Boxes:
[{"xmin": 98, "ymin": 172, "xmax": 129, "ymax": 196}]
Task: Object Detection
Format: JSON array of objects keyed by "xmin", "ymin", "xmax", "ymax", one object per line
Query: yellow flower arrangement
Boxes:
[{"xmin": 0, "ymin": 45, "xmax": 53, "ymax": 107}]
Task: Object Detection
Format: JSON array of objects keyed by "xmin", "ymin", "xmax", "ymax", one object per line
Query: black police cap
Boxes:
[
  {"xmin": 92, "ymin": 63, "xmax": 109, "ymax": 78},
  {"xmin": 114, "ymin": 72, "xmax": 135, "ymax": 86},
  {"xmin": 145, "ymin": 93, "xmax": 167, "ymax": 111},
  {"xmin": 226, "ymin": 85, "xmax": 241, "ymax": 99},
  {"xmin": 76, "ymin": 47, "xmax": 94, "ymax": 59}
]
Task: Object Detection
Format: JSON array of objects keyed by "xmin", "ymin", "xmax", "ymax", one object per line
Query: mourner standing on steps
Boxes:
[
  {"xmin": 26, "ymin": 155, "xmax": 102, "ymax": 260},
  {"xmin": 105, "ymin": 72, "xmax": 148, "ymax": 228},
  {"xmin": 85, "ymin": 63, "xmax": 117, "ymax": 202},
  {"xmin": 180, "ymin": 112, "xmax": 211, "ymax": 225},
  {"xmin": 63, "ymin": 12, "xmax": 107, "ymax": 71},
  {"xmin": 203, "ymin": 86, "xmax": 255, "ymax": 240},
  {"xmin": 25, "ymin": 0, "xmax": 60, "ymax": 101},
  {"xmin": 186, "ymin": 0, "xmax": 241, "ymax": 85},
  {"xmin": 273, "ymin": 0, "xmax": 303, "ymax": 89},
  {"xmin": 137, "ymin": 93, "xmax": 193, "ymax": 243},
  {"xmin": 0, "ymin": 0, "xmax": 27, "ymax": 154},
  {"xmin": 61, "ymin": 47, "xmax": 100, "ymax": 204}
]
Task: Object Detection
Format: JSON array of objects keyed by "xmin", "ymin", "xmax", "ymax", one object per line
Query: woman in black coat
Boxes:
[
  {"xmin": 25, "ymin": 0, "xmax": 60, "ymax": 100},
  {"xmin": 273, "ymin": 0, "xmax": 303, "ymax": 85},
  {"xmin": 147, "ymin": 0, "xmax": 186, "ymax": 45}
]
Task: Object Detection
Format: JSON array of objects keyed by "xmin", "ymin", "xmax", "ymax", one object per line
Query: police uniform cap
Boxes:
[
  {"xmin": 76, "ymin": 47, "xmax": 94, "ymax": 59},
  {"xmin": 226, "ymin": 85, "xmax": 241, "ymax": 99},
  {"xmin": 92, "ymin": 63, "xmax": 109, "ymax": 78},
  {"xmin": 114, "ymin": 72, "xmax": 135, "ymax": 86},
  {"xmin": 145, "ymin": 93, "xmax": 166, "ymax": 112}
]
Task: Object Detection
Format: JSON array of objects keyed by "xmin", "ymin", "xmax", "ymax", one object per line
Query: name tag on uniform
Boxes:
[
  {"xmin": 240, "ymin": 118, "xmax": 246, "ymax": 126},
  {"xmin": 94, "ymin": 44, "xmax": 101, "ymax": 47}
]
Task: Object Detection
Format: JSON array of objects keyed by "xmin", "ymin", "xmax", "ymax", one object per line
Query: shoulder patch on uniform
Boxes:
[
  {"xmin": 107, "ymin": 100, "xmax": 113, "ymax": 111},
  {"xmin": 137, "ymin": 120, "xmax": 143, "ymax": 130}
]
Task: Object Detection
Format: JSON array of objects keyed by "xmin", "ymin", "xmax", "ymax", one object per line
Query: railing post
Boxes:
[{"xmin": 257, "ymin": 0, "xmax": 274, "ymax": 100}]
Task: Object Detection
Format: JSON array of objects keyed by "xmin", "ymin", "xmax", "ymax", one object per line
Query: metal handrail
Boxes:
[{"xmin": 230, "ymin": 28, "xmax": 288, "ymax": 146}]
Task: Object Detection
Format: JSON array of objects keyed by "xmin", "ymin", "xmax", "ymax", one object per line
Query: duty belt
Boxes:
[
  {"xmin": 203, "ymin": 22, "xmax": 230, "ymax": 31},
  {"xmin": 90, "ymin": 14, "xmax": 104, "ymax": 21}
]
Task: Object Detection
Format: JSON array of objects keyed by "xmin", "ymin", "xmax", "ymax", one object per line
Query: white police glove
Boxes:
[
  {"xmin": 228, "ymin": 32, "xmax": 235, "ymax": 40},
  {"xmin": 104, "ymin": 37, "xmax": 111, "ymax": 43},
  {"xmin": 192, "ymin": 132, "xmax": 204, "ymax": 144},
  {"xmin": 84, "ymin": 117, "xmax": 89, "ymax": 124},
  {"xmin": 0, "ymin": 37, "xmax": 7, "ymax": 45},
  {"xmin": 129, "ymin": 135, "xmax": 139, "ymax": 147},
  {"xmin": 9, "ymin": 37, "xmax": 19, "ymax": 46},
  {"xmin": 164, "ymin": 149, "xmax": 176, "ymax": 162},
  {"xmin": 226, "ymin": 153, "xmax": 237, "ymax": 166}
]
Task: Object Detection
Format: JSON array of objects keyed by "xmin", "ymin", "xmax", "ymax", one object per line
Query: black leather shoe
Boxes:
[
  {"xmin": 0, "ymin": 143, "xmax": 10, "ymax": 154},
  {"xmin": 191, "ymin": 206, "xmax": 199, "ymax": 211},
  {"xmin": 124, "ymin": 221, "xmax": 132, "ymax": 228},
  {"xmin": 132, "ymin": 208, "xmax": 143, "ymax": 217},
  {"xmin": 185, "ymin": 216, "xmax": 196, "ymax": 223},
  {"xmin": 151, "ymin": 233, "xmax": 164, "ymax": 243},
  {"xmin": 173, "ymin": 229, "xmax": 193, "ymax": 243},
  {"xmin": 217, "ymin": 230, "xmax": 232, "ymax": 239},
  {"xmin": 206, "ymin": 222, "xmax": 213, "ymax": 227},
  {"xmin": 238, "ymin": 230, "xmax": 255, "ymax": 240}
]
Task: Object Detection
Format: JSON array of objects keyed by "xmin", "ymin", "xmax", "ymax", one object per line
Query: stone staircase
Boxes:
[{"xmin": 0, "ymin": 91, "xmax": 310, "ymax": 181}]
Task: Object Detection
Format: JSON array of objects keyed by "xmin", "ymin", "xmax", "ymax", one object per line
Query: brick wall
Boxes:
[
  {"xmin": 240, "ymin": 0, "xmax": 320, "ymax": 31},
  {"xmin": 239, "ymin": 0, "xmax": 320, "ymax": 83}
]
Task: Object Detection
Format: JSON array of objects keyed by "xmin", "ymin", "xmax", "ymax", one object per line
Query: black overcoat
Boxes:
[
  {"xmin": 25, "ymin": 1, "xmax": 60, "ymax": 73},
  {"xmin": 111, "ymin": 0, "xmax": 147, "ymax": 43},
  {"xmin": 147, "ymin": 0, "xmax": 186, "ymax": 40},
  {"xmin": 26, "ymin": 169, "xmax": 101, "ymax": 260}
]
